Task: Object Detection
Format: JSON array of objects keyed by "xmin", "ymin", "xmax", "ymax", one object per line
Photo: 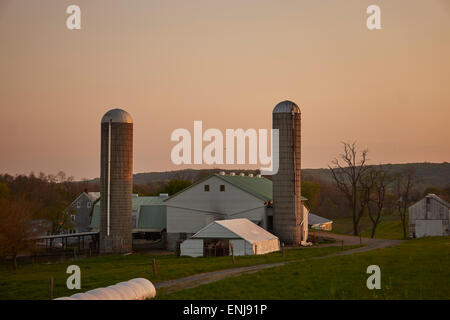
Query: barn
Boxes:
[
  {"xmin": 409, "ymin": 194, "xmax": 450, "ymax": 238},
  {"xmin": 164, "ymin": 172, "xmax": 309, "ymax": 250},
  {"xmin": 180, "ymin": 218, "xmax": 280, "ymax": 257}
]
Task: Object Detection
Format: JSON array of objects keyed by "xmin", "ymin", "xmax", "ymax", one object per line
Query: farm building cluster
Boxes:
[
  {"xmin": 34, "ymin": 102, "xmax": 450, "ymax": 259},
  {"xmin": 86, "ymin": 172, "xmax": 330, "ymax": 256}
]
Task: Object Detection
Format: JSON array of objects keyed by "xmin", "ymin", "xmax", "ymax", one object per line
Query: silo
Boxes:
[
  {"xmin": 100, "ymin": 109, "xmax": 133, "ymax": 254},
  {"xmin": 272, "ymin": 100, "xmax": 303, "ymax": 245}
]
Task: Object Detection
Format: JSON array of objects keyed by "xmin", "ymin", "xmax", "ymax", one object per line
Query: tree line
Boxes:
[{"xmin": 301, "ymin": 142, "xmax": 450, "ymax": 239}]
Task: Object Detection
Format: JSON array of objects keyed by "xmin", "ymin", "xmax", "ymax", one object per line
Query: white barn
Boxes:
[
  {"xmin": 180, "ymin": 218, "xmax": 280, "ymax": 257},
  {"xmin": 163, "ymin": 173, "xmax": 309, "ymax": 250},
  {"xmin": 409, "ymin": 194, "xmax": 450, "ymax": 238}
]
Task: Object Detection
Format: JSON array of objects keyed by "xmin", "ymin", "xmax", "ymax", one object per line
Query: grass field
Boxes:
[
  {"xmin": 160, "ymin": 237, "xmax": 450, "ymax": 300},
  {"xmin": 331, "ymin": 215, "xmax": 405, "ymax": 240},
  {"xmin": 0, "ymin": 245, "xmax": 353, "ymax": 300}
]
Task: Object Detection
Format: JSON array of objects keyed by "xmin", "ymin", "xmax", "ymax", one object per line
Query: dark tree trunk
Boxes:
[{"xmin": 13, "ymin": 254, "xmax": 17, "ymax": 270}]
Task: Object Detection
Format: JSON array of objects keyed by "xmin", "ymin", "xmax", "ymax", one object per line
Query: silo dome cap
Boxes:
[
  {"xmin": 101, "ymin": 108, "xmax": 133, "ymax": 123},
  {"xmin": 273, "ymin": 100, "xmax": 301, "ymax": 114}
]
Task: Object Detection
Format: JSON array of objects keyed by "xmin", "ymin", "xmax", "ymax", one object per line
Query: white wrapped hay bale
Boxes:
[{"xmin": 55, "ymin": 278, "xmax": 156, "ymax": 300}]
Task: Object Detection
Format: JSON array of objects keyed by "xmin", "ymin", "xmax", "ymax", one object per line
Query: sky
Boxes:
[{"xmin": 0, "ymin": 0, "xmax": 449, "ymax": 180}]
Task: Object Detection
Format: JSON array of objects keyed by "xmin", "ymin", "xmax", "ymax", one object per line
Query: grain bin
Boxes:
[{"xmin": 100, "ymin": 109, "xmax": 133, "ymax": 254}]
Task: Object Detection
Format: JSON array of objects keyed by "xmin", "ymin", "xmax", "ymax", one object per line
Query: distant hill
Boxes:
[
  {"xmin": 302, "ymin": 162, "xmax": 450, "ymax": 190},
  {"xmin": 101, "ymin": 162, "xmax": 450, "ymax": 191}
]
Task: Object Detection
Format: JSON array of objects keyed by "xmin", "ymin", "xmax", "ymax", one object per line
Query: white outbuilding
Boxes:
[
  {"xmin": 180, "ymin": 218, "xmax": 280, "ymax": 257},
  {"xmin": 409, "ymin": 194, "xmax": 450, "ymax": 238}
]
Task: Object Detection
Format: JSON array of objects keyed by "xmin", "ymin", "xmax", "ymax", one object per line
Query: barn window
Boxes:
[
  {"xmin": 76, "ymin": 201, "xmax": 81, "ymax": 208},
  {"xmin": 71, "ymin": 215, "xmax": 76, "ymax": 222},
  {"xmin": 87, "ymin": 201, "xmax": 91, "ymax": 208},
  {"xmin": 220, "ymin": 185, "xmax": 225, "ymax": 192},
  {"xmin": 204, "ymin": 185, "xmax": 210, "ymax": 192}
]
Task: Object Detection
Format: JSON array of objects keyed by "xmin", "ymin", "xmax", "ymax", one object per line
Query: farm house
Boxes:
[
  {"xmin": 409, "ymin": 194, "xmax": 450, "ymax": 238},
  {"xmin": 180, "ymin": 218, "xmax": 280, "ymax": 257}
]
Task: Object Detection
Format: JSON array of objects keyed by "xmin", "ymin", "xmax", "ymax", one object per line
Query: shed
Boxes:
[
  {"xmin": 308, "ymin": 213, "xmax": 333, "ymax": 231},
  {"xmin": 409, "ymin": 194, "xmax": 450, "ymax": 238},
  {"xmin": 180, "ymin": 218, "xmax": 280, "ymax": 257}
]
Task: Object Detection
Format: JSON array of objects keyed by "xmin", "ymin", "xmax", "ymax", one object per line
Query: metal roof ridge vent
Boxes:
[
  {"xmin": 249, "ymin": 174, "xmax": 254, "ymax": 177},
  {"xmin": 220, "ymin": 171, "xmax": 226, "ymax": 176},
  {"xmin": 230, "ymin": 172, "xmax": 236, "ymax": 176},
  {"xmin": 240, "ymin": 173, "xmax": 245, "ymax": 176},
  {"xmin": 256, "ymin": 174, "xmax": 262, "ymax": 178}
]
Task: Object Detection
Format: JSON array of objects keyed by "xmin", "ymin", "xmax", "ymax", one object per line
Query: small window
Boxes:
[
  {"xmin": 87, "ymin": 201, "xmax": 91, "ymax": 208},
  {"xmin": 220, "ymin": 185, "xmax": 225, "ymax": 192},
  {"xmin": 76, "ymin": 202, "xmax": 81, "ymax": 209},
  {"xmin": 71, "ymin": 215, "xmax": 76, "ymax": 222},
  {"xmin": 204, "ymin": 185, "xmax": 210, "ymax": 192}
]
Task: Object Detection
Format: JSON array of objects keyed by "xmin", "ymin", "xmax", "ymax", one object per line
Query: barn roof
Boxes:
[
  {"xmin": 192, "ymin": 218, "xmax": 278, "ymax": 243},
  {"xmin": 90, "ymin": 196, "xmax": 167, "ymax": 230},
  {"xmin": 164, "ymin": 173, "xmax": 307, "ymax": 203},
  {"xmin": 215, "ymin": 174, "xmax": 273, "ymax": 202},
  {"xmin": 425, "ymin": 194, "xmax": 450, "ymax": 208},
  {"xmin": 308, "ymin": 213, "xmax": 332, "ymax": 225}
]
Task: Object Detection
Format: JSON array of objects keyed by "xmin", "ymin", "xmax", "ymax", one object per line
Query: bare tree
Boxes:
[
  {"xmin": 360, "ymin": 166, "xmax": 391, "ymax": 238},
  {"xmin": 394, "ymin": 169, "xmax": 415, "ymax": 239},
  {"xmin": 0, "ymin": 197, "xmax": 39, "ymax": 269},
  {"xmin": 329, "ymin": 142, "xmax": 369, "ymax": 236}
]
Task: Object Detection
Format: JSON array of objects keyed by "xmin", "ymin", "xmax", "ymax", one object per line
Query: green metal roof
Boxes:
[
  {"xmin": 215, "ymin": 174, "xmax": 273, "ymax": 202},
  {"xmin": 91, "ymin": 205, "xmax": 100, "ymax": 229},
  {"xmin": 214, "ymin": 174, "xmax": 308, "ymax": 202},
  {"xmin": 90, "ymin": 196, "xmax": 167, "ymax": 230},
  {"xmin": 137, "ymin": 205, "xmax": 166, "ymax": 230}
]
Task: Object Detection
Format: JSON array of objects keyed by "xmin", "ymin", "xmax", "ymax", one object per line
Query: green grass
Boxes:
[
  {"xmin": 332, "ymin": 215, "xmax": 405, "ymax": 239},
  {"xmin": 0, "ymin": 245, "xmax": 353, "ymax": 300},
  {"xmin": 160, "ymin": 237, "xmax": 450, "ymax": 300}
]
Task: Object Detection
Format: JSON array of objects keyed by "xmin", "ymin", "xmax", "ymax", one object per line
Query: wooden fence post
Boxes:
[
  {"xmin": 152, "ymin": 258, "xmax": 158, "ymax": 275},
  {"xmin": 49, "ymin": 276, "xmax": 54, "ymax": 300},
  {"xmin": 230, "ymin": 243, "xmax": 235, "ymax": 264}
]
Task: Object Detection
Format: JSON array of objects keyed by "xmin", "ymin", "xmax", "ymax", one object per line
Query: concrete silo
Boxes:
[
  {"xmin": 100, "ymin": 109, "xmax": 133, "ymax": 254},
  {"xmin": 272, "ymin": 100, "xmax": 304, "ymax": 245}
]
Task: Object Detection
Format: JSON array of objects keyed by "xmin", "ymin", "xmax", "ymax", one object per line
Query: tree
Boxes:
[
  {"xmin": 393, "ymin": 169, "xmax": 415, "ymax": 239},
  {"xmin": 158, "ymin": 179, "xmax": 192, "ymax": 196},
  {"xmin": 301, "ymin": 181, "xmax": 321, "ymax": 212},
  {"xmin": 0, "ymin": 197, "xmax": 39, "ymax": 270},
  {"xmin": 360, "ymin": 166, "xmax": 391, "ymax": 238},
  {"xmin": 329, "ymin": 142, "xmax": 369, "ymax": 236},
  {"xmin": 0, "ymin": 182, "xmax": 10, "ymax": 199}
]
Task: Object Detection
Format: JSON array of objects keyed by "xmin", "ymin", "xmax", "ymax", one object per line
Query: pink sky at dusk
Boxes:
[{"xmin": 0, "ymin": 0, "xmax": 449, "ymax": 180}]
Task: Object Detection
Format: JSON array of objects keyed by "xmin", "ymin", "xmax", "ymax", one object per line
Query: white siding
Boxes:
[
  {"xmin": 230, "ymin": 239, "xmax": 248, "ymax": 256},
  {"xmin": 166, "ymin": 176, "xmax": 267, "ymax": 234},
  {"xmin": 415, "ymin": 220, "xmax": 444, "ymax": 237},
  {"xmin": 253, "ymin": 239, "xmax": 280, "ymax": 255},
  {"xmin": 166, "ymin": 206, "xmax": 219, "ymax": 234},
  {"xmin": 180, "ymin": 239, "xmax": 204, "ymax": 257}
]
